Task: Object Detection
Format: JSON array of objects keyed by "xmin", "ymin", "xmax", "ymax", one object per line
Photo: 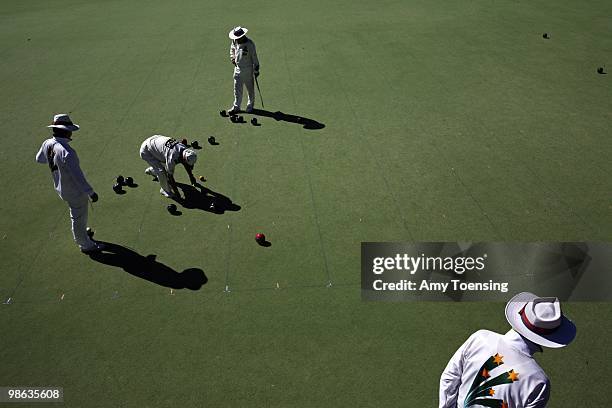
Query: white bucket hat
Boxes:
[
  {"xmin": 505, "ymin": 292, "xmax": 576, "ymax": 348},
  {"xmin": 229, "ymin": 26, "xmax": 248, "ymax": 40},
  {"xmin": 47, "ymin": 113, "xmax": 79, "ymax": 132},
  {"xmin": 183, "ymin": 149, "xmax": 197, "ymax": 167}
]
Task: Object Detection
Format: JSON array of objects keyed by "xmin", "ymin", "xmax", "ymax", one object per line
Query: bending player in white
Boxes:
[
  {"xmin": 227, "ymin": 26, "xmax": 260, "ymax": 115},
  {"xmin": 139, "ymin": 135, "xmax": 198, "ymax": 200}
]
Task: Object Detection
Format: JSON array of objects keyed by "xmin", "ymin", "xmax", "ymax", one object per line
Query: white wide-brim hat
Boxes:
[
  {"xmin": 183, "ymin": 149, "xmax": 197, "ymax": 167},
  {"xmin": 229, "ymin": 26, "xmax": 248, "ymax": 40},
  {"xmin": 47, "ymin": 113, "xmax": 79, "ymax": 131},
  {"xmin": 505, "ymin": 292, "xmax": 576, "ymax": 348}
]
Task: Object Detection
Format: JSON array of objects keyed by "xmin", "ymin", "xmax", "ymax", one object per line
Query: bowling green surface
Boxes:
[{"xmin": 1, "ymin": 0, "xmax": 611, "ymax": 406}]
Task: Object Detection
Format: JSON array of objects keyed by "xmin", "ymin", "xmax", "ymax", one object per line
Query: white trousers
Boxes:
[
  {"xmin": 66, "ymin": 194, "xmax": 95, "ymax": 250},
  {"xmin": 232, "ymin": 71, "xmax": 255, "ymax": 110},
  {"xmin": 140, "ymin": 148, "xmax": 172, "ymax": 194}
]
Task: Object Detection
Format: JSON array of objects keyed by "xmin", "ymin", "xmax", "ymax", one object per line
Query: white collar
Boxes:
[
  {"xmin": 53, "ymin": 136, "xmax": 72, "ymax": 144},
  {"xmin": 504, "ymin": 329, "xmax": 542, "ymax": 356}
]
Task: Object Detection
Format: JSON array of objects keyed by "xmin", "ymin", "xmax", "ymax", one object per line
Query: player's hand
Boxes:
[
  {"xmin": 90, "ymin": 192, "xmax": 98, "ymax": 203},
  {"xmin": 254, "ymin": 71, "xmax": 260, "ymax": 78},
  {"xmin": 231, "ymin": 58, "xmax": 236, "ymax": 66}
]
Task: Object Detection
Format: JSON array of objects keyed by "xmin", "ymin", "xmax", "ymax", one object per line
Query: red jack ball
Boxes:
[{"xmin": 255, "ymin": 233, "xmax": 265, "ymax": 242}]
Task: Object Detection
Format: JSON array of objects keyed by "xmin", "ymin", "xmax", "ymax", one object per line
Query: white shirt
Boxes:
[
  {"xmin": 35, "ymin": 137, "xmax": 94, "ymax": 202},
  {"xmin": 439, "ymin": 329, "xmax": 550, "ymax": 408},
  {"xmin": 142, "ymin": 135, "xmax": 185, "ymax": 175},
  {"xmin": 230, "ymin": 38, "xmax": 260, "ymax": 75}
]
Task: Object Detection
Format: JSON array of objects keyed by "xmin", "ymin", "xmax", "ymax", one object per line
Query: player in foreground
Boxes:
[
  {"xmin": 227, "ymin": 26, "xmax": 260, "ymax": 115},
  {"xmin": 139, "ymin": 135, "xmax": 198, "ymax": 200},
  {"xmin": 439, "ymin": 292, "xmax": 576, "ymax": 408},
  {"xmin": 35, "ymin": 114, "xmax": 102, "ymax": 254}
]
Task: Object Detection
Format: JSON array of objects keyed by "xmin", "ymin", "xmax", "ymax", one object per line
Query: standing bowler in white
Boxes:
[
  {"xmin": 35, "ymin": 114, "xmax": 102, "ymax": 254},
  {"xmin": 227, "ymin": 26, "xmax": 260, "ymax": 115}
]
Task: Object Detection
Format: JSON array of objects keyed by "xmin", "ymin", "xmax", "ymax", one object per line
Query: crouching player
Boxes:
[{"xmin": 139, "ymin": 135, "xmax": 198, "ymax": 200}]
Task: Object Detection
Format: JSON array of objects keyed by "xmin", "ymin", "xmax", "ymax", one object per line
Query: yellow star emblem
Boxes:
[
  {"xmin": 507, "ymin": 370, "xmax": 519, "ymax": 382},
  {"xmin": 493, "ymin": 353, "xmax": 504, "ymax": 366},
  {"xmin": 488, "ymin": 388, "xmax": 495, "ymax": 396}
]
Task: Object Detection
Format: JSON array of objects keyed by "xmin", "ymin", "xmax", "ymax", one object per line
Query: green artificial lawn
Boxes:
[{"xmin": 1, "ymin": 0, "xmax": 611, "ymax": 406}]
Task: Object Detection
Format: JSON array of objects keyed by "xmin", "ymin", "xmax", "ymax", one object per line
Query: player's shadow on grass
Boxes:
[
  {"xmin": 177, "ymin": 183, "xmax": 241, "ymax": 214},
  {"xmin": 87, "ymin": 242, "xmax": 207, "ymax": 290},
  {"xmin": 249, "ymin": 108, "xmax": 325, "ymax": 130}
]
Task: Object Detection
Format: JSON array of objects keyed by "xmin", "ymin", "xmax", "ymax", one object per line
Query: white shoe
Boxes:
[
  {"xmin": 81, "ymin": 242, "xmax": 106, "ymax": 254},
  {"xmin": 160, "ymin": 188, "xmax": 176, "ymax": 198},
  {"xmin": 227, "ymin": 107, "xmax": 240, "ymax": 115},
  {"xmin": 145, "ymin": 167, "xmax": 154, "ymax": 176}
]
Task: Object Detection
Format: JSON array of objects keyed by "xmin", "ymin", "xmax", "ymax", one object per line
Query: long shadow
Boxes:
[
  {"xmin": 249, "ymin": 108, "xmax": 325, "ymax": 130},
  {"xmin": 87, "ymin": 242, "xmax": 207, "ymax": 290},
  {"xmin": 176, "ymin": 182, "xmax": 241, "ymax": 214}
]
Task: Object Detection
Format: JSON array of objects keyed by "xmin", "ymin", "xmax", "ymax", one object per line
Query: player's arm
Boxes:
[
  {"xmin": 439, "ymin": 335, "xmax": 472, "ymax": 408},
  {"xmin": 251, "ymin": 41, "xmax": 260, "ymax": 76},
  {"xmin": 36, "ymin": 141, "xmax": 58, "ymax": 172},
  {"xmin": 64, "ymin": 150, "xmax": 95, "ymax": 197},
  {"xmin": 525, "ymin": 380, "xmax": 550, "ymax": 408},
  {"xmin": 167, "ymin": 173, "xmax": 182, "ymax": 199},
  {"xmin": 183, "ymin": 163, "xmax": 197, "ymax": 186},
  {"xmin": 230, "ymin": 41, "xmax": 236, "ymax": 66},
  {"xmin": 35, "ymin": 142, "xmax": 49, "ymax": 164}
]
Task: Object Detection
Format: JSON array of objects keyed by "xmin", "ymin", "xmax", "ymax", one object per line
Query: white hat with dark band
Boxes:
[
  {"xmin": 47, "ymin": 114, "xmax": 79, "ymax": 132},
  {"xmin": 183, "ymin": 149, "xmax": 197, "ymax": 167},
  {"xmin": 229, "ymin": 26, "xmax": 248, "ymax": 40},
  {"xmin": 505, "ymin": 292, "xmax": 576, "ymax": 348}
]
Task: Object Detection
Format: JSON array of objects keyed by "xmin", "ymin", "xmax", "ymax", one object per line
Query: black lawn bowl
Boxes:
[
  {"xmin": 116, "ymin": 175, "xmax": 125, "ymax": 186},
  {"xmin": 237, "ymin": 116, "xmax": 244, "ymax": 123},
  {"xmin": 230, "ymin": 115, "xmax": 237, "ymax": 123},
  {"xmin": 113, "ymin": 183, "xmax": 125, "ymax": 194},
  {"xmin": 597, "ymin": 67, "xmax": 605, "ymax": 74},
  {"xmin": 125, "ymin": 176, "xmax": 134, "ymax": 186},
  {"xmin": 220, "ymin": 110, "xmax": 228, "ymax": 117},
  {"xmin": 167, "ymin": 204, "xmax": 181, "ymax": 215},
  {"xmin": 543, "ymin": 33, "xmax": 549, "ymax": 39},
  {"xmin": 191, "ymin": 140, "xmax": 200, "ymax": 149},
  {"xmin": 251, "ymin": 118, "xmax": 260, "ymax": 126},
  {"xmin": 208, "ymin": 136, "xmax": 218, "ymax": 145}
]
